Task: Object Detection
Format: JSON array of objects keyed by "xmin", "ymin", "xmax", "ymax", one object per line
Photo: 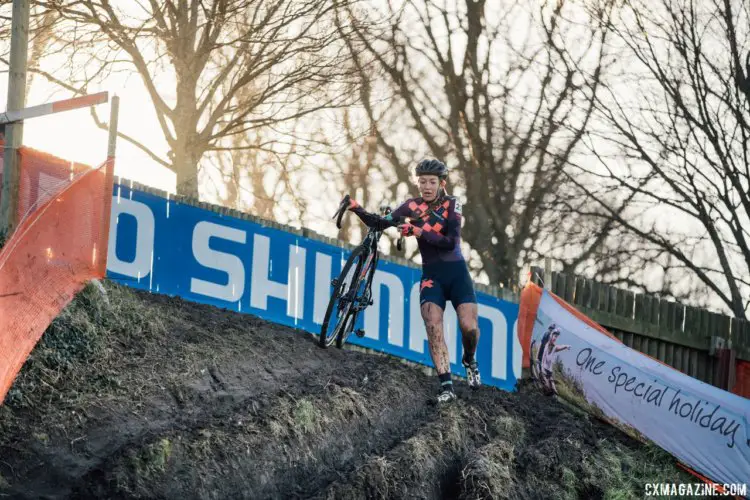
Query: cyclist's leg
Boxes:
[
  {"xmin": 456, "ymin": 302, "xmax": 479, "ymax": 363},
  {"xmin": 420, "ymin": 276, "xmax": 454, "ymax": 402},
  {"xmin": 420, "ymin": 300, "xmax": 449, "ymax": 374},
  {"xmin": 530, "ymin": 342, "xmax": 539, "ymax": 379},
  {"xmin": 449, "ymin": 262, "xmax": 479, "ymax": 359},
  {"xmin": 450, "ymin": 262, "xmax": 481, "ymax": 387},
  {"xmin": 543, "ymin": 369, "xmax": 554, "ymax": 394}
]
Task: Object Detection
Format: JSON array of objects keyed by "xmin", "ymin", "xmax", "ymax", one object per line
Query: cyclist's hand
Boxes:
[
  {"xmin": 399, "ymin": 223, "xmax": 422, "ymax": 237},
  {"xmin": 347, "ymin": 198, "xmax": 360, "ymax": 210}
]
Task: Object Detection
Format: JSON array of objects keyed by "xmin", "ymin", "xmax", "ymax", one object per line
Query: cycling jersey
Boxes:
[
  {"xmin": 349, "ymin": 194, "xmax": 476, "ymax": 309},
  {"xmin": 388, "ymin": 196, "xmax": 465, "ymax": 266}
]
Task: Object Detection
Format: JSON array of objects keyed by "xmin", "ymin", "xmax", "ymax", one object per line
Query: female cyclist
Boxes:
[{"xmin": 347, "ymin": 158, "xmax": 481, "ymax": 404}]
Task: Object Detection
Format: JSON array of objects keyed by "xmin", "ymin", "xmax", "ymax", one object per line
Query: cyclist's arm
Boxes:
[
  {"xmin": 349, "ymin": 204, "xmax": 400, "ymax": 230},
  {"xmin": 387, "ymin": 200, "xmax": 411, "ymax": 220},
  {"xmin": 418, "ymin": 198, "xmax": 461, "ymax": 249}
]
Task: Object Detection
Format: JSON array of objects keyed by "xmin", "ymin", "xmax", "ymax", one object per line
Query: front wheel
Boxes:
[
  {"xmin": 336, "ymin": 249, "xmax": 378, "ymax": 348},
  {"xmin": 319, "ymin": 246, "xmax": 364, "ymax": 348}
]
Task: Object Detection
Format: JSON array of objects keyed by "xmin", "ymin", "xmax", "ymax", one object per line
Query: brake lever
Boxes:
[
  {"xmin": 334, "ymin": 194, "xmax": 351, "ymax": 229},
  {"xmin": 396, "ymin": 216, "xmax": 406, "ymax": 252}
]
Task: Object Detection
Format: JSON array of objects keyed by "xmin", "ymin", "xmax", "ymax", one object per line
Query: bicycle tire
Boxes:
[
  {"xmin": 336, "ymin": 249, "xmax": 379, "ymax": 348},
  {"xmin": 319, "ymin": 245, "xmax": 364, "ymax": 348}
]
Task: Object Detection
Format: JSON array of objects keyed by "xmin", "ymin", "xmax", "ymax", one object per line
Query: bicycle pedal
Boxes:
[{"xmin": 355, "ymin": 329, "xmax": 366, "ymax": 338}]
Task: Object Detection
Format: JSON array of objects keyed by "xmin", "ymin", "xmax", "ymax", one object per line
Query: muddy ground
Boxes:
[{"xmin": 0, "ymin": 282, "xmax": 704, "ymax": 499}]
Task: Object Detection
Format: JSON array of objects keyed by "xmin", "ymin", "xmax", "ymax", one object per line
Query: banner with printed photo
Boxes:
[{"xmin": 528, "ymin": 288, "xmax": 750, "ymax": 490}]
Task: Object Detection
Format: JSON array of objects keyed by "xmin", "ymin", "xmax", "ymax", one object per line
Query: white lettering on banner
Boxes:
[
  {"xmin": 480, "ymin": 304, "xmax": 508, "ymax": 380},
  {"xmin": 107, "ymin": 198, "xmax": 155, "ymax": 278},
  {"xmin": 407, "ymin": 282, "xmax": 459, "ymax": 361},
  {"xmin": 313, "ymin": 252, "xmax": 333, "ymax": 324},
  {"xmin": 250, "ymin": 234, "xmax": 305, "ymax": 319},
  {"xmin": 190, "ymin": 221, "xmax": 246, "ymax": 302},
  {"xmin": 363, "ymin": 270, "xmax": 405, "ymax": 345}
]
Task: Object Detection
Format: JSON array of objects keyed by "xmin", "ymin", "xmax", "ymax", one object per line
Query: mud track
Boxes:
[{"xmin": 0, "ymin": 286, "xmax": 699, "ymax": 499}]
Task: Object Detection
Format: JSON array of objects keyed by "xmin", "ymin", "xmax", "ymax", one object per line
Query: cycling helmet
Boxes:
[{"xmin": 415, "ymin": 158, "xmax": 448, "ymax": 179}]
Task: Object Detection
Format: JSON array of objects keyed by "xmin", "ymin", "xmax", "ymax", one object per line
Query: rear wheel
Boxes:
[{"xmin": 319, "ymin": 246, "xmax": 364, "ymax": 348}]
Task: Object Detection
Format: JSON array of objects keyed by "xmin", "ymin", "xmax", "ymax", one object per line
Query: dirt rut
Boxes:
[{"xmin": 0, "ymin": 286, "xmax": 703, "ymax": 499}]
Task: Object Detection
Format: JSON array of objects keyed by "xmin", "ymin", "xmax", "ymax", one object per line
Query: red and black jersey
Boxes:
[{"xmin": 390, "ymin": 195, "xmax": 465, "ymax": 265}]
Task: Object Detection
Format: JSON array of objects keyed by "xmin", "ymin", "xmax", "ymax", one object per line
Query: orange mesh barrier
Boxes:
[
  {"xmin": 732, "ymin": 360, "xmax": 750, "ymax": 399},
  {"xmin": 1, "ymin": 140, "xmax": 92, "ymax": 225},
  {"xmin": 0, "ymin": 147, "xmax": 113, "ymax": 404},
  {"xmin": 16, "ymin": 145, "xmax": 93, "ymax": 224},
  {"xmin": 517, "ymin": 283, "xmax": 541, "ymax": 368}
]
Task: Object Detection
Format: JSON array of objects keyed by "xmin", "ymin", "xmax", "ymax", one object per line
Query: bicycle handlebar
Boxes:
[
  {"xmin": 333, "ymin": 194, "xmax": 351, "ymax": 229},
  {"xmin": 334, "ymin": 195, "xmax": 406, "ymax": 251}
]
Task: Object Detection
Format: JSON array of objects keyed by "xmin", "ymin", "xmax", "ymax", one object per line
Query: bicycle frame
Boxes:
[
  {"xmin": 341, "ymin": 226, "xmax": 382, "ymax": 314},
  {"xmin": 320, "ymin": 195, "xmax": 402, "ymax": 347}
]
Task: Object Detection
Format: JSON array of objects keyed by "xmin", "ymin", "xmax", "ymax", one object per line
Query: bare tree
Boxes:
[
  {"xmin": 338, "ymin": 0, "xmax": 610, "ymax": 289},
  {"xmin": 38, "ymin": 0, "xmax": 360, "ymax": 198},
  {"xmin": 0, "ymin": 2, "xmax": 13, "ymax": 62},
  {"xmin": 0, "ymin": 5, "xmax": 63, "ymax": 82},
  {"xmin": 567, "ymin": 0, "xmax": 750, "ymax": 318}
]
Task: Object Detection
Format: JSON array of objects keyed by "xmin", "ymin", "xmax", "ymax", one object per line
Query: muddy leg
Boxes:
[
  {"xmin": 456, "ymin": 303, "xmax": 479, "ymax": 364},
  {"xmin": 420, "ymin": 302, "xmax": 450, "ymax": 374}
]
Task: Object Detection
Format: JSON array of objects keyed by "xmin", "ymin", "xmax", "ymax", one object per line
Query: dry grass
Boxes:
[
  {"xmin": 460, "ymin": 440, "xmax": 515, "ymax": 499},
  {"xmin": 0, "ymin": 281, "xmax": 178, "ymax": 448}
]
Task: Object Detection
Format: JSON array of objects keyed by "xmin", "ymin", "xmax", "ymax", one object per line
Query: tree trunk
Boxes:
[{"xmin": 172, "ymin": 147, "xmax": 200, "ymax": 198}]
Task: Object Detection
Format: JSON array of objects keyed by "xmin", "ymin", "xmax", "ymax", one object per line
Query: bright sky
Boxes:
[
  {"xmin": 0, "ymin": 0, "xmax": 745, "ymax": 316},
  {"xmin": 0, "ymin": 66, "xmax": 177, "ymax": 193}
]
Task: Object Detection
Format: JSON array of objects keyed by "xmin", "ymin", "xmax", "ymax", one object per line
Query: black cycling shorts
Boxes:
[{"xmin": 419, "ymin": 260, "xmax": 477, "ymax": 310}]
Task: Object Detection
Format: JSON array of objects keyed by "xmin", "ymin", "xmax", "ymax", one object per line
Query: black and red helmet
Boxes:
[{"xmin": 414, "ymin": 158, "xmax": 448, "ymax": 179}]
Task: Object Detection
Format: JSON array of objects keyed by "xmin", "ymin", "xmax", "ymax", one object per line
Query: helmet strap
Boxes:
[{"xmin": 438, "ymin": 179, "xmax": 449, "ymax": 200}]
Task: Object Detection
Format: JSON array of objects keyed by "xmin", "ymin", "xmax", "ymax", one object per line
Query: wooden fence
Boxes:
[{"xmin": 530, "ymin": 264, "xmax": 748, "ymax": 390}]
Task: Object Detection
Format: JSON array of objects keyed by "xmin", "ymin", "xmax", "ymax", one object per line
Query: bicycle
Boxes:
[{"xmin": 318, "ymin": 194, "xmax": 405, "ymax": 349}]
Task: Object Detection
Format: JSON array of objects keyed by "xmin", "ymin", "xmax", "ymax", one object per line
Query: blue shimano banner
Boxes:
[{"xmin": 105, "ymin": 183, "xmax": 522, "ymax": 391}]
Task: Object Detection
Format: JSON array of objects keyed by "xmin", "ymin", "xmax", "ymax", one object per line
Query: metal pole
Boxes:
[
  {"xmin": 0, "ymin": 0, "xmax": 30, "ymax": 236},
  {"xmin": 106, "ymin": 95, "xmax": 119, "ymax": 159},
  {"xmin": 97, "ymin": 95, "xmax": 118, "ymax": 277}
]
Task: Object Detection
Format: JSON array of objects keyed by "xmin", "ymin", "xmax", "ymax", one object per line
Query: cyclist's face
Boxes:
[{"xmin": 418, "ymin": 175, "xmax": 444, "ymax": 201}]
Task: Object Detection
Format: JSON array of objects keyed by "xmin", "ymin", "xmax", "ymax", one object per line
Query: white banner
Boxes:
[{"xmin": 531, "ymin": 290, "xmax": 750, "ymax": 489}]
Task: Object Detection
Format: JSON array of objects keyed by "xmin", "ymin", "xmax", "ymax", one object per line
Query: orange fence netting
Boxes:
[{"xmin": 0, "ymin": 141, "xmax": 114, "ymax": 404}]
